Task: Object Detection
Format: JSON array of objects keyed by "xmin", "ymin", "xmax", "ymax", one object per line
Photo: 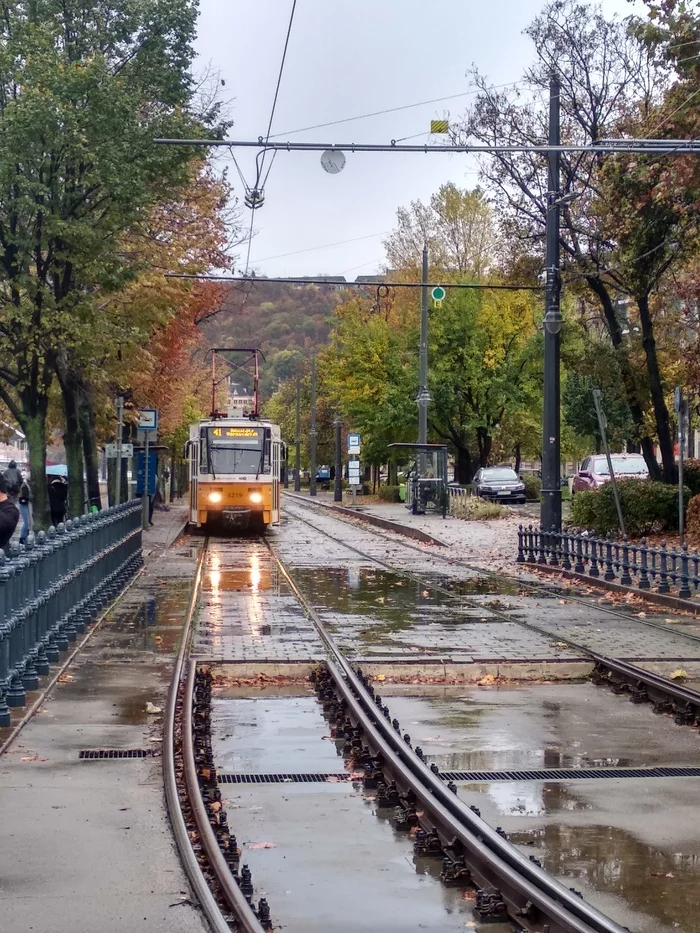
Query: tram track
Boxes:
[
  {"xmin": 284, "ymin": 493, "xmax": 700, "ymax": 650},
  {"xmin": 166, "ymin": 530, "xmax": 639, "ymax": 933}
]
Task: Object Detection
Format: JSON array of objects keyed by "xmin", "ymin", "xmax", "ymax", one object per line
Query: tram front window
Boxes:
[{"xmin": 202, "ymin": 426, "xmax": 267, "ymax": 475}]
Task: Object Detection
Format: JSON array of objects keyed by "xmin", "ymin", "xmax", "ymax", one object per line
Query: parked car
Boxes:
[
  {"xmin": 572, "ymin": 454, "xmax": 649, "ymax": 494},
  {"xmin": 473, "ymin": 467, "xmax": 526, "ymax": 504}
]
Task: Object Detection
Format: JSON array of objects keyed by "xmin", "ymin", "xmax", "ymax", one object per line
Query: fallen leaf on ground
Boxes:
[
  {"xmin": 248, "ymin": 841, "xmax": 276, "ymax": 849},
  {"xmin": 57, "ymin": 674, "xmax": 73, "ymax": 683},
  {"xmin": 477, "ymin": 674, "xmax": 496, "ymax": 685},
  {"xmin": 554, "ymin": 642, "xmax": 568, "ymax": 648},
  {"xmin": 20, "ymin": 755, "xmax": 48, "ymax": 762},
  {"xmin": 145, "ymin": 702, "xmax": 162, "ymax": 714},
  {"xmin": 670, "ymin": 669, "xmax": 688, "ymax": 680},
  {"xmin": 375, "ymin": 674, "xmax": 386, "ymax": 682}
]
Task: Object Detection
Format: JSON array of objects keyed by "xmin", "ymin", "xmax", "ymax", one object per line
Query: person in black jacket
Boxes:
[
  {"xmin": 18, "ymin": 479, "xmax": 31, "ymax": 544},
  {"xmin": 2, "ymin": 460, "xmax": 22, "ymax": 504},
  {"xmin": 0, "ymin": 473, "xmax": 20, "ymax": 551},
  {"xmin": 47, "ymin": 475, "xmax": 68, "ymax": 528}
]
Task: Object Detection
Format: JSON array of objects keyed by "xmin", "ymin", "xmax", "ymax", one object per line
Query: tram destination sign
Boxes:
[
  {"xmin": 137, "ymin": 408, "xmax": 158, "ymax": 432},
  {"xmin": 347, "ymin": 433, "xmax": 361, "ymax": 454}
]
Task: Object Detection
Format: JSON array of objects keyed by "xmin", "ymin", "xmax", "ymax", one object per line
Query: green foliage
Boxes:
[
  {"xmin": 570, "ymin": 479, "xmax": 689, "ymax": 536},
  {"xmin": 563, "ymin": 370, "xmax": 634, "ymax": 453},
  {"xmin": 521, "ymin": 473, "xmax": 542, "ymax": 501},
  {"xmin": 682, "ymin": 460, "xmax": 700, "ymax": 497},
  {"xmin": 378, "ymin": 485, "xmax": 401, "ymax": 502}
]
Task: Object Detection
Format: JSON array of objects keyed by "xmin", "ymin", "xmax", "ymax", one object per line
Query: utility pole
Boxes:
[
  {"xmin": 541, "ymin": 75, "xmax": 563, "ymax": 532},
  {"xmin": 417, "ymin": 243, "xmax": 430, "ymax": 445},
  {"xmin": 309, "ymin": 355, "xmax": 317, "ymax": 497},
  {"xmin": 294, "ymin": 372, "xmax": 301, "ymax": 493},
  {"xmin": 115, "ymin": 396, "xmax": 124, "ymax": 506},
  {"xmin": 592, "ymin": 390, "xmax": 625, "ymax": 537},
  {"xmin": 334, "ymin": 418, "xmax": 342, "ymax": 502},
  {"xmin": 142, "ymin": 430, "xmax": 150, "ymax": 531},
  {"xmin": 676, "ymin": 387, "xmax": 687, "ymax": 546}
]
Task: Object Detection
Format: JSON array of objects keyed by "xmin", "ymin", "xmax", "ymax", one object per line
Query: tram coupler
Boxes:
[{"xmin": 475, "ymin": 888, "xmax": 508, "ymax": 922}]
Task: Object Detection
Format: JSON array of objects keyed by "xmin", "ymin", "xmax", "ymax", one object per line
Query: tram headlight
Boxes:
[
  {"xmin": 249, "ymin": 491, "xmax": 263, "ymax": 504},
  {"xmin": 208, "ymin": 491, "xmax": 222, "ymax": 503}
]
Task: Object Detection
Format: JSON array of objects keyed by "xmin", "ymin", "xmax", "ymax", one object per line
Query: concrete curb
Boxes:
[
  {"xmin": 286, "ymin": 492, "xmax": 449, "ymax": 547},
  {"xmin": 524, "ymin": 560, "xmax": 700, "ymax": 616}
]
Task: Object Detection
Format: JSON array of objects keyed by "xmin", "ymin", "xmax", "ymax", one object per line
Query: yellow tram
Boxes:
[
  {"xmin": 187, "ymin": 418, "xmax": 282, "ymax": 531},
  {"xmin": 186, "ymin": 348, "xmax": 283, "ymax": 533}
]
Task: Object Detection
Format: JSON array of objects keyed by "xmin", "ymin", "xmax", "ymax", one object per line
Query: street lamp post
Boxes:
[
  {"xmin": 417, "ymin": 244, "xmax": 430, "ymax": 445},
  {"xmin": 294, "ymin": 372, "xmax": 301, "ymax": 493},
  {"xmin": 334, "ymin": 419, "xmax": 343, "ymax": 502},
  {"xmin": 310, "ymin": 355, "xmax": 317, "ymax": 497},
  {"xmin": 541, "ymin": 75, "xmax": 563, "ymax": 532}
]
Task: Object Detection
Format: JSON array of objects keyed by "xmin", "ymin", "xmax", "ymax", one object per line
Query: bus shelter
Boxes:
[{"xmin": 387, "ymin": 443, "xmax": 448, "ymax": 518}]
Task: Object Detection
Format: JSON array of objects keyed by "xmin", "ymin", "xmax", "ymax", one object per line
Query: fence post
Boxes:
[
  {"xmin": 620, "ymin": 538, "xmax": 632, "ymax": 586},
  {"xmin": 588, "ymin": 537, "xmax": 600, "ymax": 577},
  {"xmin": 658, "ymin": 540, "xmax": 670, "ymax": 594},
  {"xmin": 538, "ymin": 527, "xmax": 547, "ymax": 564},
  {"xmin": 517, "ymin": 525, "xmax": 525, "ymax": 563},
  {"xmin": 638, "ymin": 538, "xmax": 650, "ymax": 589},
  {"xmin": 679, "ymin": 544, "xmax": 691, "ymax": 599},
  {"xmin": 574, "ymin": 533, "xmax": 585, "ymax": 574},
  {"xmin": 561, "ymin": 531, "xmax": 572, "ymax": 571},
  {"xmin": 604, "ymin": 534, "xmax": 615, "ymax": 581}
]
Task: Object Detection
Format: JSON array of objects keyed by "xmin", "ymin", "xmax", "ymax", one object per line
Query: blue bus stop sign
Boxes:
[{"xmin": 136, "ymin": 451, "xmax": 157, "ymax": 496}]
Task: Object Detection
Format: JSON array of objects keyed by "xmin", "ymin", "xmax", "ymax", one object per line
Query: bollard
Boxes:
[
  {"xmin": 679, "ymin": 545, "xmax": 691, "ymax": 600},
  {"xmin": 604, "ymin": 534, "xmax": 615, "ymax": 581},
  {"xmin": 638, "ymin": 538, "xmax": 650, "ymax": 589}
]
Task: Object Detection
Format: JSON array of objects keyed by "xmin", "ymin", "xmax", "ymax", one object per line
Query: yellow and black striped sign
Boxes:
[{"xmin": 430, "ymin": 119, "xmax": 450, "ymax": 134}]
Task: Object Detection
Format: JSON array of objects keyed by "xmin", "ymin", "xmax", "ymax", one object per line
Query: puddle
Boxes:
[
  {"xmin": 384, "ymin": 684, "xmax": 700, "ymax": 772},
  {"xmin": 509, "ymin": 820, "xmax": 700, "ymax": 933},
  {"xmin": 106, "ymin": 583, "xmax": 191, "ymax": 653}
]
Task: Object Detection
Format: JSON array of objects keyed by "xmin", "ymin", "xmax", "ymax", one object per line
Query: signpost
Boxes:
[
  {"xmin": 347, "ymin": 433, "xmax": 361, "ymax": 508},
  {"xmin": 675, "ymin": 387, "xmax": 688, "ymax": 547},
  {"xmin": 114, "ymin": 396, "xmax": 124, "ymax": 506},
  {"xmin": 138, "ymin": 409, "xmax": 158, "ymax": 531},
  {"xmin": 106, "ymin": 443, "xmax": 134, "ymax": 459}
]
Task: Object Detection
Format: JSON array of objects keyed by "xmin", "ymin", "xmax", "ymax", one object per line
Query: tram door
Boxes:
[
  {"xmin": 272, "ymin": 440, "xmax": 280, "ymax": 523},
  {"xmin": 189, "ymin": 436, "xmax": 199, "ymax": 524}
]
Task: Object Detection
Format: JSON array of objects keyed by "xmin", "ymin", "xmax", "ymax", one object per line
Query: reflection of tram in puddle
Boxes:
[{"xmin": 186, "ymin": 349, "xmax": 283, "ymax": 533}]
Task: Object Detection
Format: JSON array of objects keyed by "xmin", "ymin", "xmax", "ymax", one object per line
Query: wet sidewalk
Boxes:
[{"xmin": 0, "ymin": 509, "xmax": 204, "ymax": 932}]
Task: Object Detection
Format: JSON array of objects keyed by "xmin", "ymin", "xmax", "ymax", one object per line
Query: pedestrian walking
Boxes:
[
  {"xmin": 48, "ymin": 475, "xmax": 68, "ymax": 528},
  {"xmin": 18, "ymin": 478, "xmax": 32, "ymax": 544},
  {"xmin": 0, "ymin": 474, "xmax": 20, "ymax": 552},
  {"xmin": 2, "ymin": 460, "xmax": 22, "ymax": 505}
]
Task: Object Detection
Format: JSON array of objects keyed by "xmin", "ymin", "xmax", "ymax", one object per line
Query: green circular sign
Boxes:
[{"xmin": 431, "ymin": 286, "xmax": 446, "ymax": 302}]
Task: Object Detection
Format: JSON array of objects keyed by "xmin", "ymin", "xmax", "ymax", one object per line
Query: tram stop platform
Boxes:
[{"xmin": 0, "ymin": 503, "xmax": 206, "ymax": 933}]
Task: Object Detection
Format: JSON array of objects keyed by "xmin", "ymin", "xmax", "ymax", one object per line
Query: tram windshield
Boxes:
[{"xmin": 201, "ymin": 426, "xmax": 268, "ymax": 475}]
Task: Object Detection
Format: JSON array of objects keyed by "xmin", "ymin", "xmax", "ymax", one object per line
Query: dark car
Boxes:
[{"xmin": 473, "ymin": 467, "xmax": 526, "ymax": 504}]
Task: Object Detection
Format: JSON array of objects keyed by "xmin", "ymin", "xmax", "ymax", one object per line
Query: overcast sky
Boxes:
[{"xmin": 194, "ymin": 0, "xmax": 645, "ymax": 278}]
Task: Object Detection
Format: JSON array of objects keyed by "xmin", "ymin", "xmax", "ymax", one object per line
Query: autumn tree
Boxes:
[
  {"xmin": 0, "ymin": 0, "xmax": 223, "ymax": 525},
  {"xmin": 454, "ymin": 0, "xmax": 700, "ymax": 482},
  {"xmin": 383, "ymin": 183, "xmax": 499, "ymax": 277}
]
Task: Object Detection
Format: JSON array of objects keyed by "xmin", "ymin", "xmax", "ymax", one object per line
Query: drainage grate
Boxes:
[
  {"xmin": 79, "ymin": 748, "xmax": 157, "ymax": 760},
  {"xmin": 218, "ymin": 765, "xmax": 700, "ymax": 784}
]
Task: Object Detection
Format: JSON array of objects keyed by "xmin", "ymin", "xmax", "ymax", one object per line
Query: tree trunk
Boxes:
[
  {"xmin": 637, "ymin": 294, "xmax": 675, "ymax": 482},
  {"xmin": 514, "ymin": 443, "xmax": 521, "ymax": 474},
  {"xmin": 585, "ymin": 277, "xmax": 661, "ymax": 480},
  {"xmin": 477, "ymin": 428, "xmax": 492, "ymax": 467},
  {"xmin": 455, "ymin": 446, "xmax": 473, "ymax": 485},
  {"xmin": 22, "ymin": 408, "xmax": 50, "ymax": 530},
  {"xmin": 78, "ymin": 382, "xmax": 101, "ymax": 511},
  {"xmin": 62, "ymin": 384, "xmax": 85, "ymax": 517}
]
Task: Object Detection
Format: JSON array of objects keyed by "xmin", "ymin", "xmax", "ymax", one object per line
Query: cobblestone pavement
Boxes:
[{"xmin": 278, "ymin": 499, "xmax": 700, "ymax": 664}]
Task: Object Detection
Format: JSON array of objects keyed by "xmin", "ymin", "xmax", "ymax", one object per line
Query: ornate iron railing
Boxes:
[
  {"xmin": 517, "ymin": 524, "xmax": 699, "ymax": 601},
  {"xmin": 0, "ymin": 502, "xmax": 143, "ymax": 726}
]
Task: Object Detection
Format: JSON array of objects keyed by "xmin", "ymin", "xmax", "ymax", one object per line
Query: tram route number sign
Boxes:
[
  {"xmin": 106, "ymin": 443, "xmax": 133, "ymax": 458},
  {"xmin": 347, "ymin": 433, "xmax": 361, "ymax": 454},
  {"xmin": 138, "ymin": 408, "xmax": 158, "ymax": 432}
]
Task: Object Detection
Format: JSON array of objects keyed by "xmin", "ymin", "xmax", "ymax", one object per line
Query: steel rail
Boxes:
[
  {"xmin": 162, "ymin": 542, "xmax": 235, "ymax": 933},
  {"xmin": 266, "ymin": 538, "xmax": 626, "ymax": 933},
  {"xmin": 590, "ymin": 653, "xmax": 700, "ymax": 716},
  {"xmin": 284, "ymin": 494, "xmax": 700, "ymax": 649},
  {"xmin": 182, "ymin": 663, "xmax": 267, "ymax": 933}
]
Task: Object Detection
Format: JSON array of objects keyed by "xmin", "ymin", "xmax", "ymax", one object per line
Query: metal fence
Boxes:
[
  {"xmin": 448, "ymin": 485, "xmax": 472, "ymax": 517},
  {"xmin": 517, "ymin": 525, "xmax": 699, "ymax": 601},
  {"xmin": 0, "ymin": 502, "xmax": 143, "ymax": 726}
]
